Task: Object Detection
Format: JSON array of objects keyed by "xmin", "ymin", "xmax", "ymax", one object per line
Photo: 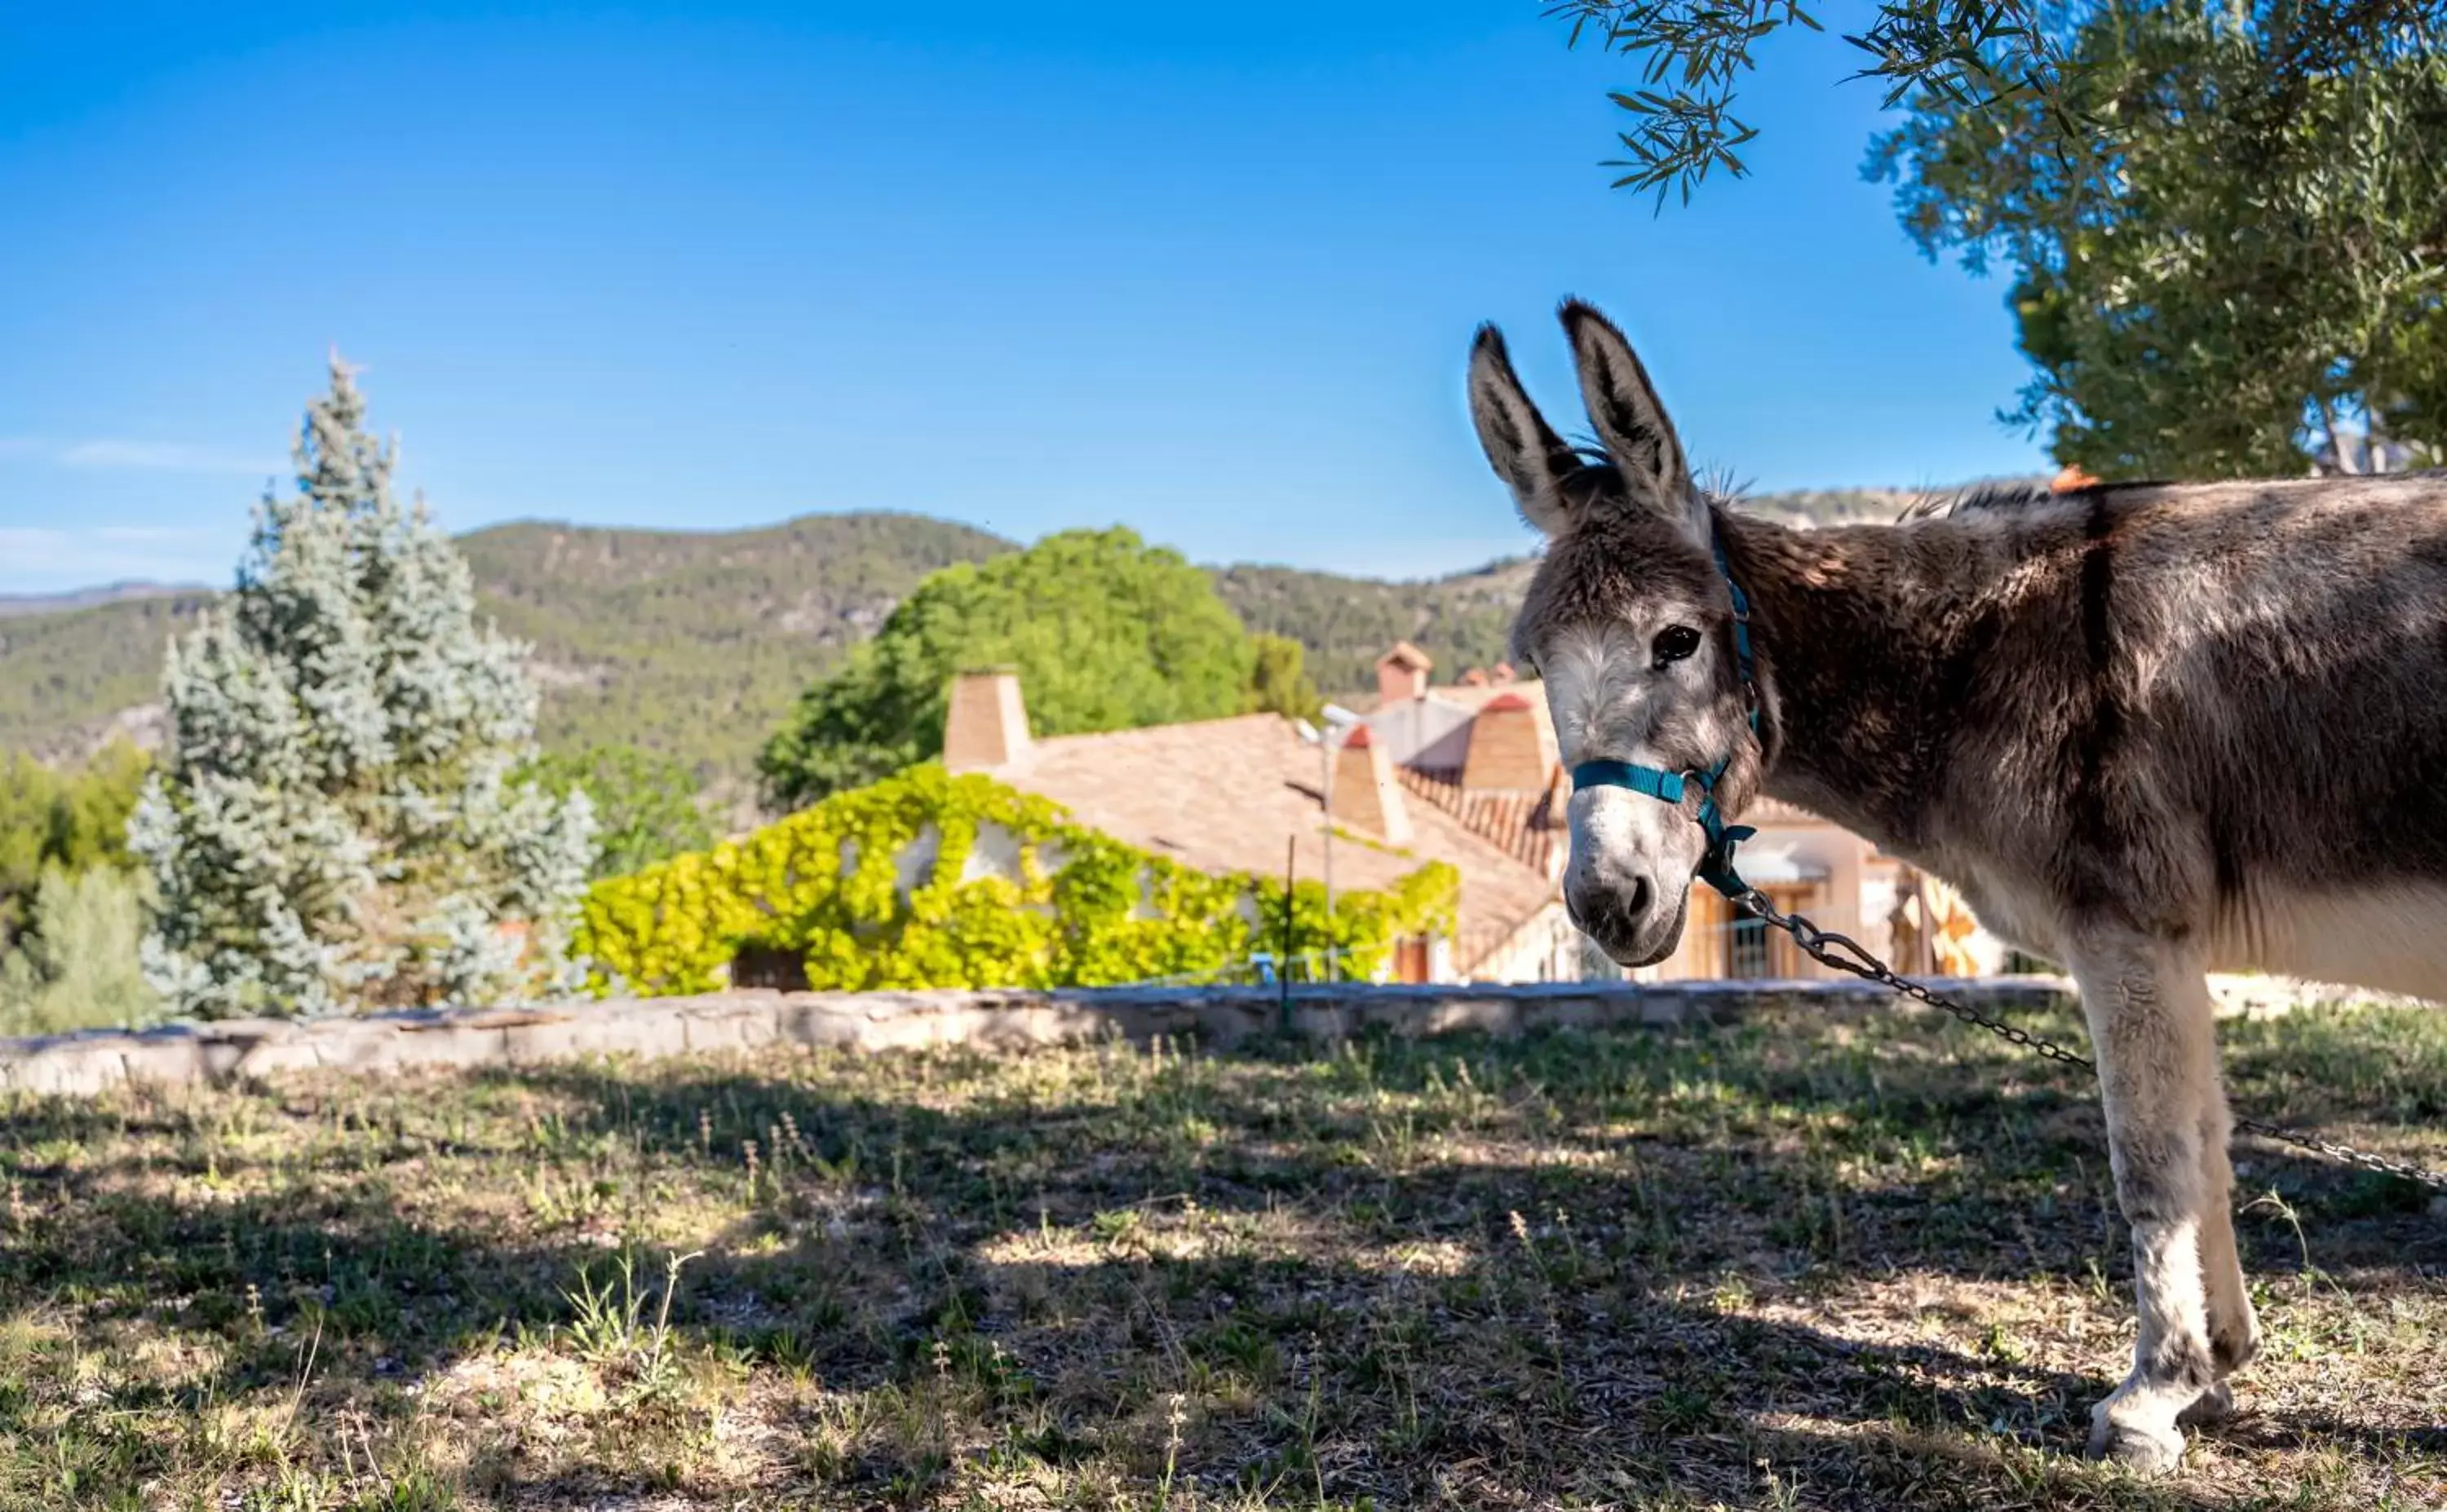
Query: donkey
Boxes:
[{"xmin": 1468, "ymin": 299, "xmax": 2447, "ymax": 1473}]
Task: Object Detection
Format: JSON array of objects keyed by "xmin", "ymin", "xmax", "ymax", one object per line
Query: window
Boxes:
[
  {"xmin": 1727, "ymin": 914, "xmax": 1773, "ymax": 978},
  {"xmin": 1710, "ymin": 881, "xmax": 1819, "ymax": 978}
]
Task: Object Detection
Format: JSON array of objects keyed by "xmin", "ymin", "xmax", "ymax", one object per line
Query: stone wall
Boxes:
[{"xmin": 0, "ymin": 976, "xmax": 2078, "ymax": 1097}]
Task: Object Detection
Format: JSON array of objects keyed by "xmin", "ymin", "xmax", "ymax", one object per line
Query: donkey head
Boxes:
[{"xmin": 1468, "ymin": 302, "xmax": 1763, "ymax": 967}]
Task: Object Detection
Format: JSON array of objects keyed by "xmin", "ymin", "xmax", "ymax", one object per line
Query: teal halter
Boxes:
[{"xmin": 1568, "ymin": 532, "xmax": 1760, "ymax": 900}]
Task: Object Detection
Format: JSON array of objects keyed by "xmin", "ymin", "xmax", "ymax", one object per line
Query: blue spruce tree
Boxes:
[{"xmin": 133, "ymin": 358, "xmax": 595, "ymax": 1017}]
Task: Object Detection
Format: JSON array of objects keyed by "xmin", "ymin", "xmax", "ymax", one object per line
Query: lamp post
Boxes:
[{"xmin": 1294, "ymin": 704, "xmax": 1365, "ymax": 982}]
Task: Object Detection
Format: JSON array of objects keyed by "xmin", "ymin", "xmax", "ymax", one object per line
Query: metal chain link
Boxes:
[{"xmin": 1728, "ymin": 888, "xmax": 2447, "ymax": 1193}]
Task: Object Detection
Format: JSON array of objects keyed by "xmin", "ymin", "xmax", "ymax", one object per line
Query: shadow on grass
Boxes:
[{"xmin": 3, "ymin": 1004, "xmax": 2441, "ymax": 1508}]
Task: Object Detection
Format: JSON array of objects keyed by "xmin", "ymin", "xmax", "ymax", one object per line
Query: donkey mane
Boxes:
[
  {"xmin": 1888, "ymin": 477, "xmax": 2193, "ymax": 522},
  {"xmin": 1893, "ymin": 480, "xmax": 2055, "ymax": 521},
  {"xmin": 1895, "ymin": 469, "xmax": 2447, "ymax": 524},
  {"xmin": 1559, "ymin": 440, "xmax": 1749, "ymax": 522}
]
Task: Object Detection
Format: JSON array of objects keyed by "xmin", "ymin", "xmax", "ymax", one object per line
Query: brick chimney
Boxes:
[
  {"xmin": 942, "ymin": 669, "xmax": 1031, "ymax": 772},
  {"xmin": 1461, "ymin": 692, "xmax": 1556, "ymax": 791},
  {"xmin": 1330, "ymin": 726, "xmax": 1412, "ymax": 844},
  {"xmin": 1375, "ymin": 641, "xmax": 1432, "ymax": 705}
]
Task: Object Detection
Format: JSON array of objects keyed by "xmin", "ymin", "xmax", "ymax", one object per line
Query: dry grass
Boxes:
[{"xmin": 2, "ymin": 998, "xmax": 2443, "ymax": 1510}]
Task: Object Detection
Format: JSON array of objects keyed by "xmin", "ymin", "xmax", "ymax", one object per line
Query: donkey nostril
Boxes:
[{"xmin": 1625, "ymin": 876, "xmax": 1652, "ymax": 922}]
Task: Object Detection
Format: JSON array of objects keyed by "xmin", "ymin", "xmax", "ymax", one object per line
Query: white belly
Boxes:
[{"xmin": 2215, "ymin": 883, "xmax": 2447, "ymax": 1004}]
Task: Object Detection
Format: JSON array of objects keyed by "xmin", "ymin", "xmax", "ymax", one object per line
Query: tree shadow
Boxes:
[{"xmin": 2, "ymin": 1008, "xmax": 2440, "ymax": 1507}]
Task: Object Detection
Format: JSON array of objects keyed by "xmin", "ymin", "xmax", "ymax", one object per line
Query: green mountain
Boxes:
[
  {"xmin": 1216, "ymin": 557, "xmax": 1536, "ymax": 693},
  {"xmin": 454, "ymin": 512, "xmax": 1008, "ymax": 777},
  {"xmin": 0, "ymin": 489, "xmax": 1923, "ymax": 781},
  {"xmin": 0, "ymin": 514, "xmax": 1007, "ymax": 778},
  {"xmin": 0, "ymin": 591, "xmax": 218, "ymax": 761}
]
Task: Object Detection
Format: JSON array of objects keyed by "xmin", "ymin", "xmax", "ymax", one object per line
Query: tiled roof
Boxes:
[
  {"xmin": 1425, "ymin": 679, "xmax": 1540, "ymax": 711},
  {"xmin": 979, "ymin": 714, "xmax": 1555, "ymax": 972},
  {"xmin": 1396, "ymin": 764, "xmax": 1565, "ymax": 879}
]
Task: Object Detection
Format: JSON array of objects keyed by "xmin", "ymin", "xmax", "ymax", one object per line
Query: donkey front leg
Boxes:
[{"xmin": 2067, "ymin": 929, "xmax": 2230, "ymax": 1473}]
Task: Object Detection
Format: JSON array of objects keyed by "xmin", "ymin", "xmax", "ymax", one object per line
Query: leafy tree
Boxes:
[
  {"xmin": 1244, "ymin": 633, "xmax": 1325, "ymax": 722},
  {"xmin": 0, "ymin": 741, "xmax": 147, "ymax": 946},
  {"xmin": 1872, "ymin": 3, "xmax": 2447, "ymax": 477},
  {"xmin": 529, "ymin": 745, "xmax": 715, "ymax": 878},
  {"xmin": 756, "ymin": 647, "xmax": 930, "ymax": 804},
  {"xmin": 1552, "ymin": 0, "xmax": 2436, "ymax": 205},
  {"xmin": 761, "ymin": 528, "xmax": 1255, "ymax": 808},
  {"xmin": 133, "ymin": 359, "xmax": 595, "ymax": 1019},
  {"xmin": 0, "ymin": 865, "xmax": 157, "ymax": 1036}
]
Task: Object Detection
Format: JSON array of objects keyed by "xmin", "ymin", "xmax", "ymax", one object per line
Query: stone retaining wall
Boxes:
[{"xmin": 0, "ymin": 976, "xmax": 2081, "ymax": 1097}]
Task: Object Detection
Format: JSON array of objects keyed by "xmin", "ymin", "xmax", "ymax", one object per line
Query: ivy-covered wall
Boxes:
[{"xmin": 575, "ymin": 766, "xmax": 1458, "ymax": 997}]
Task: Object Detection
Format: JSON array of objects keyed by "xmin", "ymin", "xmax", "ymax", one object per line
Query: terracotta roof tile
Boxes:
[{"xmin": 1396, "ymin": 764, "xmax": 1565, "ymax": 879}]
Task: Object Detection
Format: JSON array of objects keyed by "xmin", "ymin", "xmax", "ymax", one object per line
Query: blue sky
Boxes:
[{"xmin": 0, "ymin": 2, "xmax": 2047, "ymax": 595}]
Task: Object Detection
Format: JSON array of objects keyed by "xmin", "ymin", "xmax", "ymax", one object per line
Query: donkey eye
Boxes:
[{"xmin": 1651, "ymin": 626, "xmax": 1701, "ymax": 668}]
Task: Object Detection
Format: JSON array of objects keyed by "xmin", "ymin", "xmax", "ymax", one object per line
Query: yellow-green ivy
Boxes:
[{"xmin": 575, "ymin": 765, "xmax": 1458, "ymax": 996}]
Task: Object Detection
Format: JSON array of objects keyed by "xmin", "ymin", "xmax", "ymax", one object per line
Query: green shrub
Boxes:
[
  {"xmin": 0, "ymin": 740, "xmax": 148, "ymax": 947},
  {"xmin": 577, "ymin": 765, "xmax": 1456, "ymax": 996},
  {"xmin": 1243, "ymin": 633, "xmax": 1324, "ymax": 721},
  {"xmin": 0, "ymin": 865, "xmax": 160, "ymax": 1036},
  {"xmin": 526, "ymin": 745, "xmax": 715, "ymax": 879}
]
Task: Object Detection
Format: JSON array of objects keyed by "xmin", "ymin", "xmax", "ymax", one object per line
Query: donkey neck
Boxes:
[{"xmin": 1715, "ymin": 506, "xmax": 2002, "ymax": 856}]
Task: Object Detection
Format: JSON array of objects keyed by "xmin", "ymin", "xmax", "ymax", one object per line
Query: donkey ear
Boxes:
[
  {"xmin": 1468, "ymin": 324, "xmax": 1583, "ymax": 537},
  {"xmin": 1560, "ymin": 302, "xmax": 1702, "ymax": 536}
]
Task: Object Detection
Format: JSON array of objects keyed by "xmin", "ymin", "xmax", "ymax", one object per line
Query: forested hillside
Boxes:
[
  {"xmin": 455, "ymin": 512, "xmax": 1009, "ymax": 772},
  {"xmin": 0, "ymin": 592, "xmax": 216, "ymax": 760},
  {"xmin": 0, "ymin": 489, "xmax": 1931, "ymax": 776},
  {"xmin": 1215, "ymin": 558, "xmax": 1533, "ymax": 692}
]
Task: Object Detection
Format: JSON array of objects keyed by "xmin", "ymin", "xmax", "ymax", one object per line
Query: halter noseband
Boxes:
[{"xmin": 1567, "ymin": 531, "xmax": 1760, "ymax": 900}]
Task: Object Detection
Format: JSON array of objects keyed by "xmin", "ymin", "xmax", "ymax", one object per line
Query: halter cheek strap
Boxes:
[{"xmin": 1568, "ymin": 528, "xmax": 1760, "ymax": 900}]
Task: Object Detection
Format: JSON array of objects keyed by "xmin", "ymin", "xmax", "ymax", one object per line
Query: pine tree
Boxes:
[{"xmin": 132, "ymin": 357, "xmax": 595, "ymax": 1018}]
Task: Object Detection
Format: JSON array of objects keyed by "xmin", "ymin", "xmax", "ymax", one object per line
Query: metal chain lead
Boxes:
[{"xmin": 1728, "ymin": 889, "xmax": 2447, "ymax": 1193}]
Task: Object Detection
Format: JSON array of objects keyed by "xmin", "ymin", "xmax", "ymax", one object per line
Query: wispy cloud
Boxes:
[{"xmin": 0, "ymin": 436, "xmax": 282, "ymax": 477}]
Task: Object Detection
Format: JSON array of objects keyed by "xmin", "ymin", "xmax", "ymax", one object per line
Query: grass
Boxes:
[{"xmin": 2, "ymin": 999, "xmax": 2442, "ymax": 1510}]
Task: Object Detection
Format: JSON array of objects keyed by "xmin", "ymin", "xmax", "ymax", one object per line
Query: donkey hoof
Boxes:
[
  {"xmin": 2211, "ymin": 1326, "xmax": 2262, "ymax": 1377},
  {"xmin": 2086, "ymin": 1411, "xmax": 2185, "ymax": 1475},
  {"xmin": 2176, "ymin": 1382, "xmax": 2236, "ymax": 1428},
  {"xmin": 2183, "ymin": 1380, "xmax": 2241, "ymax": 1429}
]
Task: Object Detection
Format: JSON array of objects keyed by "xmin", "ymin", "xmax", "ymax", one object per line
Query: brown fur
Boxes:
[{"xmin": 1468, "ymin": 301, "xmax": 2447, "ymax": 1474}]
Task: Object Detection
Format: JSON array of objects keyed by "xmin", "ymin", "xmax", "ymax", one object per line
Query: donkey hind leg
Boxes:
[
  {"xmin": 2069, "ymin": 931, "xmax": 2226, "ymax": 1473},
  {"xmin": 2182, "ymin": 1077, "xmax": 2259, "ymax": 1429},
  {"xmin": 2174, "ymin": 1094, "xmax": 2254, "ymax": 1428}
]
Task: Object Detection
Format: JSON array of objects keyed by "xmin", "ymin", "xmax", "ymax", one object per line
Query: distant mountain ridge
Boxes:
[
  {"xmin": 0, "ymin": 581, "xmax": 210, "ymax": 617},
  {"xmin": 0, "ymin": 489, "xmax": 1931, "ymax": 779}
]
